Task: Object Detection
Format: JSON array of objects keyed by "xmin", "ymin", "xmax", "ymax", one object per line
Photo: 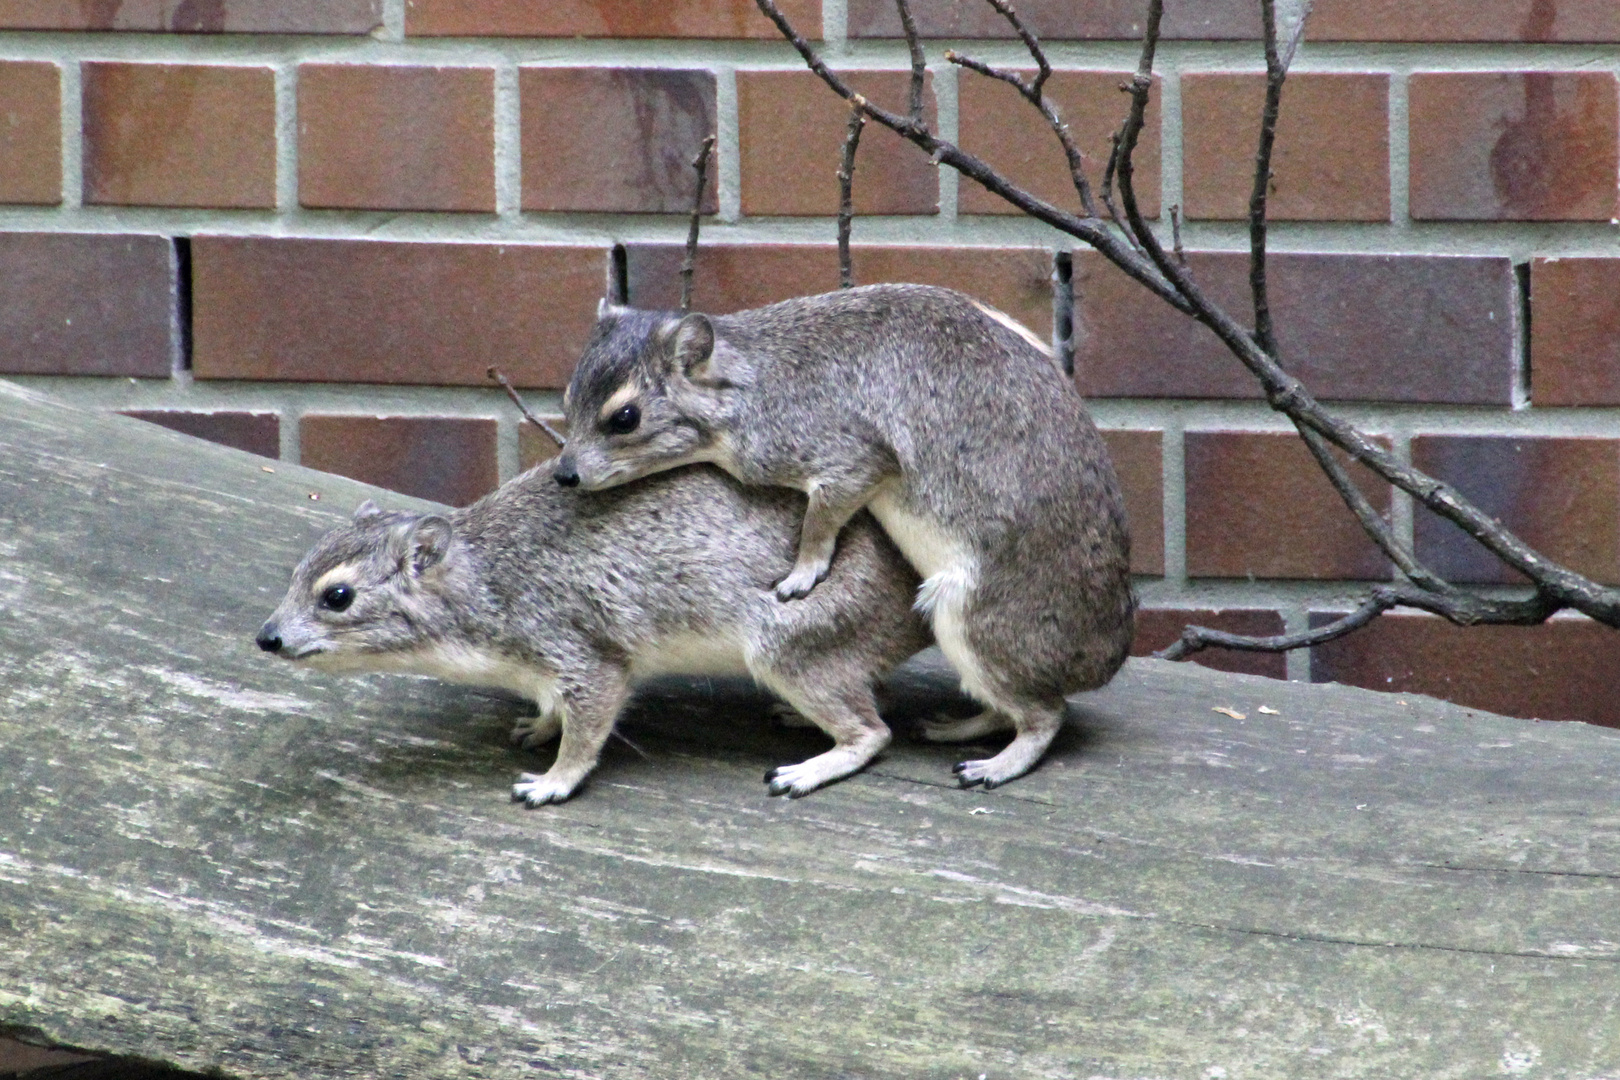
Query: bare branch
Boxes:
[
  {"xmin": 488, "ymin": 366, "xmax": 566, "ymax": 449},
  {"xmin": 679, "ymin": 134, "xmax": 716, "ymax": 315},
  {"xmin": 894, "ymin": 0, "xmax": 926, "ymax": 125},
  {"xmin": 1169, "ymin": 204, "xmax": 1185, "ymax": 266},
  {"xmin": 837, "ymin": 101, "xmax": 866, "ymax": 290}
]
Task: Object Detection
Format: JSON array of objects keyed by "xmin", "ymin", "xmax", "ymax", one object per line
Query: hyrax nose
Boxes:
[
  {"xmin": 553, "ymin": 461, "xmax": 580, "ymax": 487},
  {"xmin": 255, "ymin": 623, "xmax": 283, "ymax": 654}
]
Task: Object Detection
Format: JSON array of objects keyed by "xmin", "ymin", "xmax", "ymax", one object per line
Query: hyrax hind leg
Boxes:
[
  {"xmin": 754, "ymin": 664, "xmax": 892, "ymax": 798},
  {"xmin": 925, "ymin": 572, "xmax": 1064, "ymax": 789}
]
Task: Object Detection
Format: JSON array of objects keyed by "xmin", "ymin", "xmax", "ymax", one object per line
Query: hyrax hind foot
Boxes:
[
  {"xmin": 919, "ymin": 710, "xmax": 1015, "ymax": 744},
  {"xmin": 512, "ymin": 770, "xmax": 583, "ymax": 807},
  {"xmin": 951, "ymin": 705, "xmax": 1063, "ymax": 789}
]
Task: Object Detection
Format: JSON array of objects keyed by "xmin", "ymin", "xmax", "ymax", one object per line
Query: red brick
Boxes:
[
  {"xmin": 737, "ymin": 70, "xmax": 937, "ymax": 217},
  {"xmin": 1182, "ymin": 72, "xmax": 1389, "ymax": 222},
  {"xmin": 1411, "ymin": 436, "xmax": 1620, "ymax": 587},
  {"xmin": 521, "ymin": 68, "xmax": 717, "ymax": 214},
  {"xmin": 1312, "ymin": 0, "xmax": 1620, "ymax": 42},
  {"xmin": 1531, "ymin": 257, "xmax": 1620, "ymax": 406},
  {"xmin": 406, "ymin": 0, "xmax": 820, "ymax": 38},
  {"xmin": 1310, "ymin": 611, "xmax": 1620, "ymax": 726},
  {"xmin": 120, "ymin": 410, "xmax": 280, "ymax": 459},
  {"xmin": 0, "ymin": 0, "xmax": 381, "ymax": 32},
  {"xmin": 1074, "ymin": 251, "xmax": 1518, "ymax": 404},
  {"xmin": 299, "ymin": 65, "xmax": 494, "ymax": 213},
  {"xmin": 1185, "ymin": 431, "xmax": 1393, "ymax": 581},
  {"xmin": 1409, "ymin": 72, "xmax": 1619, "ymax": 222},
  {"xmin": 0, "ymin": 62, "xmax": 60, "ymax": 206},
  {"xmin": 191, "ymin": 237, "xmax": 609, "ymax": 389},
  {"xmin": 848, "ymin": 0, "xmax": 1259, "ymax": 39},
  {"xmin": 957, "ymin": 70, "xmax": 1158, "ymax": 218},
  {"xmin": 624, "ymin": 243, "xmax": 1054, "ymax": 339},
  {"xmin": 0, "ymin": 233, "xmax": 176, "ymax": 378},
  {"xmin": 83, "ymin": 63, "xmax": 274, "ymax": 210},
  {"xmin": 1099, "ymin": 429, "xmax": 1163, "ymax": 576},
  {"xmin": 300, "ymin": 416, "xmax": 497, "ymax": 508},
  {"xmin": 1131, "ymin": 608, "xmax": 1287, "ymax": 679}
]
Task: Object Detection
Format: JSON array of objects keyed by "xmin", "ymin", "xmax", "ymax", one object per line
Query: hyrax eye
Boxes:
[
  {"xmin": 605, "ymin": 403, "xmax": 641, "ymax": 435},
  {"xmin": 319, "ymin": 584, "xmax": 355, "ymax": 612}
]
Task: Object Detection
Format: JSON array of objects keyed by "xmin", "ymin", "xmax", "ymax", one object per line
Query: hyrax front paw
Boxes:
[
  {"xmin": 509, "ymin": 713, "xmax": 562, "ymax": 749},
  {"xmin": 512, "ymin": 770, "xmax": 581, "ymax": 807},
  {"xmin": 774, "ymin": 560, "xmax": 831, "ymax": 601}
]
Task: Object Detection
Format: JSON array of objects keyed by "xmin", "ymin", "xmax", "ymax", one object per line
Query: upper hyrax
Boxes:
[
  {"xmin": 554, "ymin": 283, "xmax": 1135, "ymax": 790},
  {"xmin": 257, "ymin": 463, "xmax": 929, "ymax": 805}
]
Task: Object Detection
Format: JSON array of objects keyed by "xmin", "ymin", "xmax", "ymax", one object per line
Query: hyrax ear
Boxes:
[
  {"xmin": 401, "ymin": 516, "xmax": 454, "ymax": 576},
  {"xmin": 670, "ymin": 312, "xmax": 716, "ymax": 382},
  {"xmin": 352, "ymin": 498, "xmax": 384, "ymax": 524}
]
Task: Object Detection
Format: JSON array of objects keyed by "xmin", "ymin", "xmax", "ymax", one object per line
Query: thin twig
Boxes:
[
  {"xmin": 679, "ymin": 134, "xmax": 716, "ymax": 315},
  {"xmin": 1249, "ymin": 0, "xmax": 1285, "ymax": 357},
  {"xmin": 488, "ymin": 366, "xmax": 566, "ymax": 449},
  {"xmin": 837, "ymin": 101, "xmax": 866, "ymax": 289},
  {"xmin": 894, "ymin": 0, "xmax": 926, "ymax": 124}
]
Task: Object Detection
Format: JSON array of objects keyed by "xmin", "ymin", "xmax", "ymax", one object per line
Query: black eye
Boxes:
[
  {"xmin": 320, "ymin": 584, "xmax": 354, "ymax": 612},
  {"xmin": 605, "ymin": 403, "xmax": 640, "ymax": 435}
]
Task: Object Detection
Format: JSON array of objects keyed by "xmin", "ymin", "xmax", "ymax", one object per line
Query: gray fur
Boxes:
[
  {"xmin": 557, "ymin": 283, "xmax": 1135, "ymax": 789},
  {"xmin": 257, "ymin": 465, "xmax": 930, "ymax": 804}
]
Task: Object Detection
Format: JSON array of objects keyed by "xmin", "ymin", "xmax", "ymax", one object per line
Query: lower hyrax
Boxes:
[
  {"xmin": 256, "ymin": 463, "xmax": 930, "ymax": 804},
  {"xmin": 554, "ymin": 283, "xmax": 1136, "ymax": 789}
]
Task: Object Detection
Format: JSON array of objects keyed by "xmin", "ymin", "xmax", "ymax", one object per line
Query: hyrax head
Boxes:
[
  {"xmin": 553, "ymin": 301, "xmax": 738, "ymax": 491},
  {"xmin": 256, "ymin": 500, "xmax": 461, "ymax": 671}
]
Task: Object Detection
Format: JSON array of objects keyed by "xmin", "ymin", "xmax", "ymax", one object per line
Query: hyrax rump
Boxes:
[
  {"xmin": 555, "ymin": 283, "xmax": 1135, "ymax": 790},
  {"xmin": 256, "ymin": 464, "xmax": 930, "ymax": 805}
]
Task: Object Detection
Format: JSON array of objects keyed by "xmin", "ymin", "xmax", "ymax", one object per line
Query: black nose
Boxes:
[
  {"xmin": 554, "ymin": 465, "xmax": 579, "ymax": 487},
  {"xmin": 256, "ymin": 625, "xmax": 282, "ymax": 653}
]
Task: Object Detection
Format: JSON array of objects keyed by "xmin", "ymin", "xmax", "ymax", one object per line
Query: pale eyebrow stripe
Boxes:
[
  {"xmin": 312, "ymin": 563, "xmax": 358, "ymax": 596},
  {"xmin": 599, "ymin": 381, "xmax": 641, "ymax": 421}
]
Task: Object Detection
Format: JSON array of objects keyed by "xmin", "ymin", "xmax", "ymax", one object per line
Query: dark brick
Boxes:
[
  {"xmin": 848, "ymin": 0, "xmax": 1259, "ymax": 39},
  {"xmin": 1131, "ymin": 608, "xmax": 1288, "ymax": 679},
  {"xmin": 1311, "ymin": 0, "xmax": 1620, "ymax": 42},
  {"xmin": 1531, "ymin": 257, "xmax": 1620, "ymax": 406},
  {"xmin": 0, "ymin": 233, "xmax": 176, "ymax": 378},
  {"xmin": 1409, "ymin": 72, "xmax": 1619, "ymax": 222},
  {"xmin": 1099, "ymin": 429, "xmax": 1163, "ymax": 576},
  {"xmin": 1411, "ymin": 436, "xmax": 1620, "ymax": 586},
  {"xmin": 1182, "ymin": 72, "xmax": 1389, "ymax": 222},
  {"xmin": 1074, "ymin": 251, "xmax": 1518, "ymax": 404},
  {"xmin": 300, "ymin": 415, "xmax": 498, "ymax": 508},
  {"xmin": 957, "ymin": 69, "xmax": 1158, "ymax": 218},
  {"xmin": 0, "ymin": 0, "xmax": 380, "ymax": 32},
  {"xmin": 299, "ymin": 64, "xmax": 495, "ymax": 213},
  {"xmin": 624, "ymin": 243, "xmax": 1055, "ymax": 343},
  {"xmin": 737, "ymin": 70, "xmax": 937, "ymax": 217},
  {"xmin": 1185, "ymin": 431, "xmax": 1393, "ymax": 581},
  {"xmin": 521, "ymin": 68, "xmax": 717, "ymax": 214},
  {"xmin": 191, "ymin": 237, "xmax": 609, "ymax": 389},
  {"xmin": 0, "ymin": 62, "xmax": 61, "ymax": 206},
  {"xmin": 120, "ymin": 410, "xmax": 280, "ymax": 459},
  {"xmin": 406, "ymin": 0, "xmax": 821, "ymax": 38},
  {"xmin": 83, "ymin": 63, "xmax": 275, "ymax": 210},
  {"xmin": 1310, "ymin": 611, "xmax": 1620, "ymax": 727}
]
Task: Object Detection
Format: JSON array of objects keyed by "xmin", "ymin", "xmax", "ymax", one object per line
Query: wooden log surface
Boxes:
[{"xmin": 3, "ymin": 379, "xmax": 1620, "ymax": 1079}]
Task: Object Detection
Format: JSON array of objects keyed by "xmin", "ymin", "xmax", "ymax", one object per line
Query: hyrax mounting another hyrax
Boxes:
[
  {"xmin": 554, "ymin": 283, "xmax": 1135, "ymax": 789},
  {"xmin": 256, "ymin": 463, "xmax": 929, "ymax": 804}
]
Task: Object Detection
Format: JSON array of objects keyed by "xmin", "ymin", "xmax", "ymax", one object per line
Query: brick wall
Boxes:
[{"xmin": 4, "ymin": 1, "xmax": 1620, "ymax": 724}]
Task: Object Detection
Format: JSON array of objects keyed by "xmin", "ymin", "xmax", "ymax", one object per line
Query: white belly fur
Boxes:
[
  {"xmin": 867, "ymin": 488, "xmax": 994, "ymax": 703},
  {"xmin": 628, "ymin": 631, "xmax": 752, "ymax": 680}
]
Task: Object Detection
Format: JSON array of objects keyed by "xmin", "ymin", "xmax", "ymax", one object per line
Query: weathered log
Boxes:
[{"xmin": 3, "ymin": 380, "xmax": 1620, "ymax": 1078}]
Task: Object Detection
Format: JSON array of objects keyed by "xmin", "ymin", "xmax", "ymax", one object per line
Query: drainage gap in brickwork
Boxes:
[
  {"xmin": 173, "ymin": 236, "xmax": 194, "ymax": 374},
  {"xmin": 1053, "ymin": 249, "xmax": 1075, "ymax": 378},
  {"xmin": 609, "ymin": 243, "xmax": 629, "ymax": 306},
  {"xmin": 1514, "ymin": 259, "xmax": 1531, "ymax": 409}
]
